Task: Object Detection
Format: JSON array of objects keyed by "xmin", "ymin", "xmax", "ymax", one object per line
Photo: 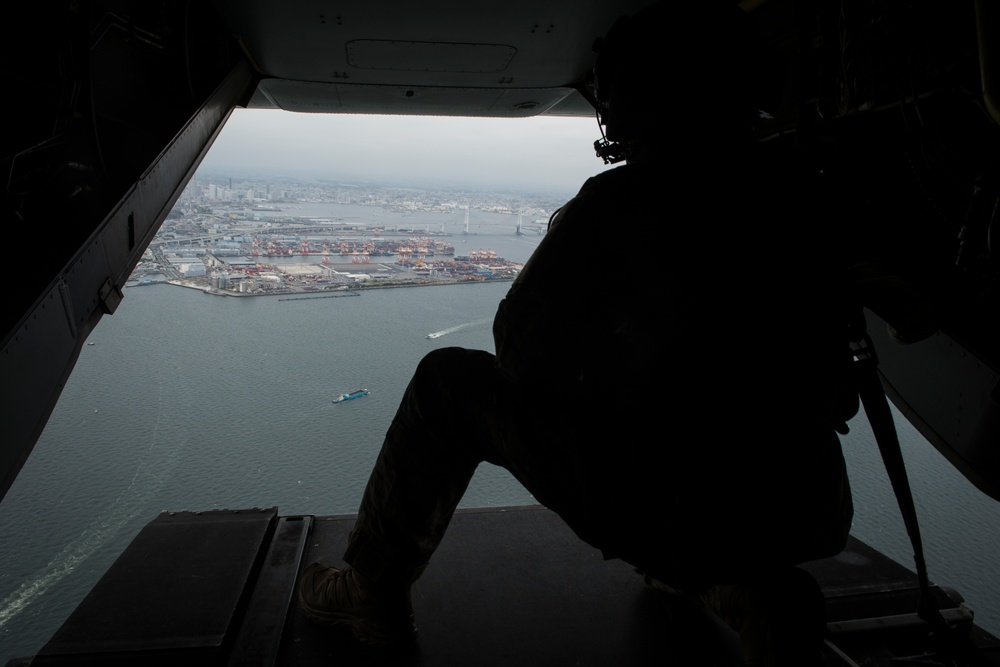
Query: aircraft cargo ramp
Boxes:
[{"xmin": 8, "ymin": 506, "xmax": 1000, "ymax": 666}]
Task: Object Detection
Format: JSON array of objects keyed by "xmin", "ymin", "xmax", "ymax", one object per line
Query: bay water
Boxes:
[{"xmin": 1, "ymin": 225, "xmax": 999, "ymax": 663}]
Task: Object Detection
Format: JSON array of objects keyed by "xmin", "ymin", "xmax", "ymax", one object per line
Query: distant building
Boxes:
[{"xmin": 177, "ymin": 263, "xmax": 207, "ymax": 277}]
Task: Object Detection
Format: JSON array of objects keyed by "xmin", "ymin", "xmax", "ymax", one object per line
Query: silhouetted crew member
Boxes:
[{"xmin": 298, "ymin": 4, "xmax": 855, "ymax": 663}]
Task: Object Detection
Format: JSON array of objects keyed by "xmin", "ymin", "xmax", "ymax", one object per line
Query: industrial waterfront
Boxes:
[{"xmin": 128, "ymin": 176, "xmax": 557, "ymax": 297}]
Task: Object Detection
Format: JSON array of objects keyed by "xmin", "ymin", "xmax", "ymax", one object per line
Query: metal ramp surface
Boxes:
[{"xmin": 12, "ymin": 506, "xmax": 1000, "ymax": 666}]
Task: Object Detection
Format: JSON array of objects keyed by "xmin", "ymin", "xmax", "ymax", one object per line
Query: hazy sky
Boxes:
[{"xmin": 199, "ymin": 109, "xmax": 614, "ymax": 195}]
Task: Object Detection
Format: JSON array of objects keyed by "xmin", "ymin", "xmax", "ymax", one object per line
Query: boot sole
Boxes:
[{"xmin": 298, "ymin": 591, "xmax": 419, "ymax": 648}]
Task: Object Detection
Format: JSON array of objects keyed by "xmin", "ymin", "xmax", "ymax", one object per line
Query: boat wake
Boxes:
[
  {"xmin": 0, "ymin": 381, "xmax": 178, "ymax": 631},
  {"xmin": 426, "ymin": 318, "xmax": 492, "ymax": 339}
]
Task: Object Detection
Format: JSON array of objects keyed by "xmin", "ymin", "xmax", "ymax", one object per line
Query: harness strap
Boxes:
[{"xmin": 852, "ymin": 333, "xmax": 990, "ymax": 666}]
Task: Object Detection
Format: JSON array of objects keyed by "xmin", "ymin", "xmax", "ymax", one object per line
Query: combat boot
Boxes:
[{"xmin": 297, "ymin": 562, "xmax": 419, "ymax": 648}]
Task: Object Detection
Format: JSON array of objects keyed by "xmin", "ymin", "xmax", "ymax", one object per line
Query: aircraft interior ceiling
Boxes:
[{"xmin": 2, "ymin": 0, "xmax": 1000, "ymax": 503}]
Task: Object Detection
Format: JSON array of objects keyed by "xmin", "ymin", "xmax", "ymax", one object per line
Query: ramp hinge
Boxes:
[{"xmin": 99, "ymin": 278, "xmax": 124, "ymax": 315}]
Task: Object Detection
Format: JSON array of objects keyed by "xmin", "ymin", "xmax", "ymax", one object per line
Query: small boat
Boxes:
[{"xmin": 333, "ymin": 389, "xmax": 369, "ymax": 403}]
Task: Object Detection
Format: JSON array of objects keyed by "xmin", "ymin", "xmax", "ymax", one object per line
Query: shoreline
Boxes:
[{"xmin": 126, "ymin": 277, "xmax": 515, "ymax": 297}]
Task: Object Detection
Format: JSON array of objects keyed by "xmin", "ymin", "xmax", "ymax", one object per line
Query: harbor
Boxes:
[
  {"xmin": 131, "ymin": 232, "xmax": 523, "ymax": 297},
  {"xmin": 127, "ymin": 198, "xmax": 544, "ymax": 297}
]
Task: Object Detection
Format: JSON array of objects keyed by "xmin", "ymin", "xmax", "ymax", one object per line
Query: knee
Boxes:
[
  {"xmin": 412, "ymin": 347, "xmax": 493, "ymax": 388},
  {"xmin": 401, "ymin": 347, "xmax": 496, "ymax": 426},
  {"xmin": 415, "ymin": 346, "xmax": 465, "ymax": 372}
]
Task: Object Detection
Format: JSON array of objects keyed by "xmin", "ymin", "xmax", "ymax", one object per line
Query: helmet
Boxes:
[{"xmin": 591, "ymin": 2, "xmax": 784, "ymax": 163}]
